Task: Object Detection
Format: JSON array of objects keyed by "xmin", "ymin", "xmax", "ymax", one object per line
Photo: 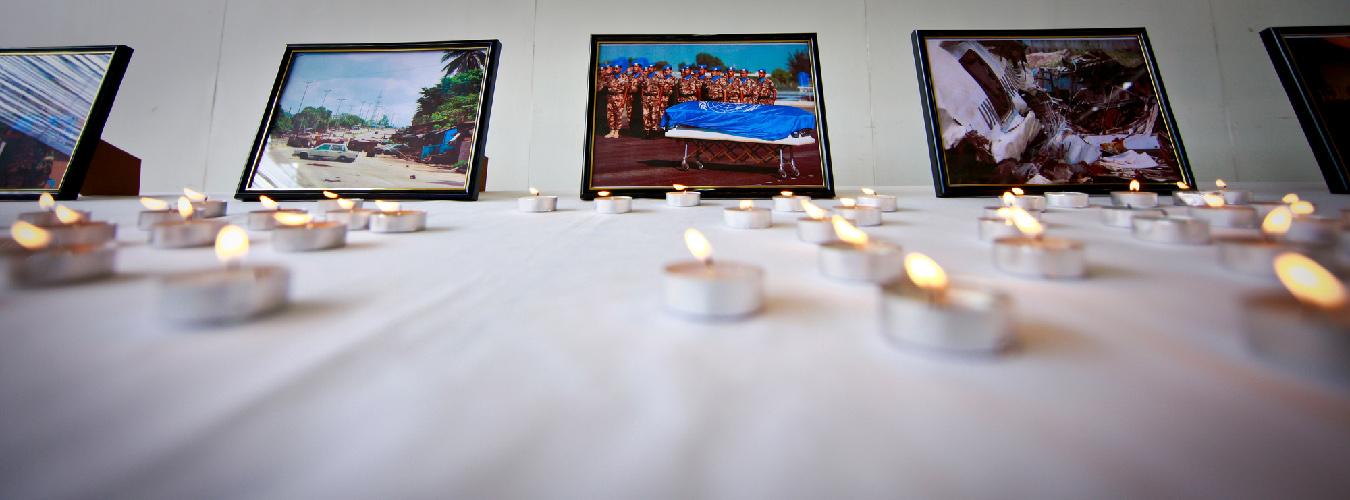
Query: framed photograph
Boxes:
[
  {"xmin": 582, "ymin": 33, "xmax": 834, "ymax": 200},
  {"xmin": 236, "ymin": 40, "xmax": 501, "ymax": 201},
  {"xmin": 1261, "ymin": 26, "xmax": 1350, "ymax": 193},
  {"xmin": 0, "ymin": 45, "xmax": 132, "ymax": 200},
  {"xmin": 912, "ymin": 28, "xmax": 1194, "ymax": 197}
]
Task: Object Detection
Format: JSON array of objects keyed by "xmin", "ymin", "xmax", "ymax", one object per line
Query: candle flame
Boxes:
[
  {"xmin": 529, "ymin": 187, "xmax": 541, "ymax": 197},
  {"xmin": 684, "ymin": 228, "xmax": 712, "ymax": 265},
  {"xmin": 140, "ymin": 197, "xmax": 170, "ymax": 210},
  {"xmin": 38, "ymin": 192, "xmax": 55, "ymax": 210},
  {"xmin": 273, "ymin": 211, "xmax": 312, "ymax": 226},
  {"xmin": 831, "ymin": 215, "xmax": 868, "ymax": 246},
  {"xmin": 739, "ymin": 200, "xmax": 754, "ymax": 210},
  {"xmin": 597, "ymin": 191, "xmax": 610, "ymax": 197},
  {"xmin": 177, "ymin": 196, "xmax": 195, "ymax": 219},
  {"xmin": 802, "ymin": 199, "xmax": 828, "ymax": 220},
  {"xmin": 1011, "ymin": 208, "xmax": 1044, "ymax": 237},
  {"xmin": 323, "ymin": 190, "xmax": 339, "ymax": 199},
  {"xmin": 1011, "ymin": 187, "xmax": 1024, "ymax": 196},
  {"xmin": 1001, "ymin": 191, "xmax": 1015, "ymax": 207},
  {"xmin": 672, "ymin": 184, "xmax": 687, "ymax": 191},
  {"xmin": 374, "ymin": 200, "xmax": 400, "ymax": 212},
  {"xmin": 11, "ymin": 221, "xmax": 50, "ymax": 250},
  {"xmin": 54, "ymin": 205, "xmax": 83, "ymax": 224},
  {"xmin": 1290, "ymin": 201, "xmax": 1315, "ymax": 216},
  {"xmin": 904, "ymin": 252, "xmax": 948, "ymax": 293},
  {"xmin": 861, "ymin": 187, "xmax": 876, "ymax": 196},
  {"xmin": 1281, "ymin": 193, "xmax": 1300, "ymax": 204},
  {"xmin": 1202, "ymin": 192, "xmax": 1226, "ymax": 208},
  {"xmin": 1274, "ymin": 252, "xmax": 1347, "ymax": 309},
  {"xmin": 839, "ymin": 198, "xmax": 856, "ymax": 208},
  {"xmin": 1176, "ymin": 181, "xmax": 1189, "ymax": 190},
  {"xmin": 1262, "ymin": 206, "xmax": 1292, "ymax": 236},
  {"xmin": 781, "ymin": 190, "xmax": 793, "ymax": 197},
  {"xmin": 259, "ymin": 195, "xmax": 279, "ymax": 210},
  {"xmin": 214, "ymin": 225, "xmax": 249, "ymax": 264},
  {"xmin": 1129, "ymin": 179, "xmax": 1140, "ymax": 192},
  {"xmin": 183, "ymin": 187, "xmax": 207, "ymax": 202},
  {"xmin": 995, "ymin": 206, "xmax": 1016, "ymax": 225},
  {"xmin": 1215, "ymin": 179, "xmax": 1227, "ymax": 190},
  {"xmin": 337, "ymin": 198, "xmax": 356, "ymax": 210}
]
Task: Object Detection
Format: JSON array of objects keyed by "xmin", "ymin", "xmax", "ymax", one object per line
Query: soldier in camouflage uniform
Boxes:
[
  {"xmin": 601, "ymin": 65, "xmax": 633, "ymax": 138},
  {"xmin": 725, "ymin": 68, "xmax": 746, "ymax": 103},
  {"xmin": 639, "ymin": 67, "xmax": 669, "ymax": 137},
  {"xmin": 704, "ymin": 67, "xmax": 727, "ymax": 102},
  {"xmin": 755, "ymin": 69, "xmax": 778, "ymax": 105},
  {"xmin": 676, "ymin": 66, "xmax": 701, "ymax": 103}
]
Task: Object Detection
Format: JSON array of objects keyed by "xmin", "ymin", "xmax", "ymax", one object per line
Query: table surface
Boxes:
[{"xmin": 2, "ymin": 186, "xmax": 1349, "ymax": 500}]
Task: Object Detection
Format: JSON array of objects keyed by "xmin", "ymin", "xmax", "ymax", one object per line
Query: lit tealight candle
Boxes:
[
  {"xmin": 992, "ymin": 209, "xmax": 1086, "ymax": 279},
  {"xmin": 324, "ymin": 197, "xmax": 374, "ymax": 230},
  {"xmin": 1110, "ymin": 179, "xmax": 1159, "ymax": 208},
  {"xmin": 16, "ymin": 193, "xmax": 89, "ymax": 226},
  {"xmin": 3, "ymin": 221, "xmax": 115, "ymax": 288},
  {"xmin": 40, "ymin": 205, "xmax": 117, "ymax": 248},
  {"xmin": 1241, "ymin": 253, "xmax": 1350, "ymax": 380},
  {"xmin": 1214, "ymin": 178, "xmax": 1252, "ymax": 205},
  {"xmin": 983, "ymin": 201, "xmax": 1043, "ymax": 220},
  {"xmin": 666, "ymin": 184, "xmax": 700, "ymax": 207},
  {"xmin": 1218, "ymin": 206, "xmax": 1294, "ymax": 276},
  {"xmin": 247, "ymin": 195, "xmax": 306, "ymax": 231},
  {"xmin": 724, "ymin": 200, "xmax": 771, "ymax": 229},
  {"xmin": 316, "ymin": 190, "xmax": 361, "ymax": 213},
  {"xmin": 1189, "ymin": 192, "xmax": 1258, "ymax": 228},
  {"xmin": 183, "ymin": 187, "xmax": 227, "ymax": 218},
  {"xmin": 834, "ymin": 198, "xmax": 881, "ymax": 227},
  {"xmin": 1045, "ymin": 191, "xmax": 1089, "ymax": 209},
  {"xmin": 880, "ymin": 253, "xmax": 1012, "ymax": 353},
  {"xmin": 1284, "ymin": 200, "xmax": 1337, "ymax": 246},
  {"xmin": 594, "ymin": 191, "xmax": 632, "ymax": 214},
  {"xmin": 857, "ymin": 187, "xmax": 897, "ymax": 212},
  {"xmin": 818, "ymin": 216, "xmax": 904, "ymax": 283},
  {"xmin": 138, "ymin": 197, "xmax": 186, "ymax": 230},
  {"xmin": 773, "ymin": 190, "xmax": 809, "ymax": 212},
  {"xmin": 1131, "ymin": 214, "xmax": 1211, "ymax": 245},
  {"xmin": 158, "ymin": 225, "xmax": 290, "ymax": 324},
  {"xmin": 662, "ymin": 228, "xmax": 763, "ymax": 318},
  {"xmin": 1100, "ymin": 204, "xmax": 1165, "ymax": 228},
  {"xmin": 271, "ymin": 212, "xmax": 347, "ymax": 252},
  {"xmin": 978, "ymin": 207, "xmax": 1022, "ymax": 242},
  {"xmin": 151, "ymin": 197, "xmax": 227, "ymax": 248},
  {"xmin": 999, "ymin": 187, "xmax": 1046, "ymax": 211},
  {"xmin": 796, "ymin": 199, "xmax": 838, "ymax": 244},
  {"xmin": 369, "ymin": 200, "xmax": 426, "ymax": 233},
  {"xmin": 1172, "ymin": 181, "xmax": 1205, "ymax": 207},
  {"xmin": 519, "ymin": 187, "xmax": 558, "ymax": 212}
]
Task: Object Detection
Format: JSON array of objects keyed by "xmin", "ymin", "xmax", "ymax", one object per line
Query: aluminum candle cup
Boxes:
[
  {"xmin": 519, "ymin": 195, "xmax": 558, "ymax": 212},
  {"xmin": 880, "ymin": 279, "xmax": 1012, "ymax": 353},
  {"xmin": 19, "ymin": 209, "xmax": 89, "ymax": 226},
  {"xmin": 666, "ymin": 191, "xmax": 701, "ymax": 207},
  {"xmin": 324, "ymin": 209, "xmax": 373, "ymax": 230},
  {"xmin": 1285, "ymin": 216, "xmax": 1337, "ymax": 246},
  {"xmin": 978, "ymin": 217, "xmax": 1021, "ymax": 242},
  {"xmin": 158, "ymin": 265, "xmax": 290, "ymax": 324},
  {"xmin": 1173, "ymin": 191, "xmax": 1205, "ymax": 207},
  {"xmin": 369, "ymin": 210, "xmax": 426, "ymax": 233},
  {"xmin": 983, "ymin": 206, "xmax": 1043, "ymax": 220},
  {"xmin": 317, "ymin": 199, "xmax": 362, "ymax": 213},
  {"xmin": 835, "ymin": 206, "xmax": 881, "ymax": 227},
  {"xmin": 44, "ymin": 221, "xmax": 116, "ymax": 248},
  {"xmin": 1100, "ymin": 206, "xmax": 1164, "ymax": 228},
  {"xmin": 1217, "ymin": 236, "xmax": 1286, "ymax": 276},
  {"xmin": 797, "ymin": 218, "xmax": 837, "ymax": 244},
  {"xmin": 992, "ymin": 236, "xmax": 1086, "ymax": 279},
  {"xmin": 858, "ymin": 194, "xmax": 898, "ymax": 212},
  {"xmin": 595, "ymin": 196, "xmax": 633, "ymax": 214},
  {"xmin": 151, "ymin": 219, "xmax": 227, "ymax": 248},
  {"xmin": 3, "ymin": 242, "xmax": 115, "ymax": 288},
  {"xmin": 1045, "ymin": 192, "xmax": 1089, "ymax": 209},
  {"xmin": 1131, "ymin": 216, "xmax": 1211, "ymax": 245},
  {"xmin": 662, "ymin": 261, "xmax": 763, "ymax": 318},
  {"xmin": 724, "ymin": 206, "xmax": 771, "ymax": 229},
  {"xmin": 139, "ymin": 209, "xmax": 193, "ymax": 230},
  {"xmin": 191, "ymin": 200, "xmax": 228, "ymax": 218},
  {"xmin": 272, "ymin": 221, "xmax": 347, "ymax": 252},
  {"xmin": 1242, "ymin": 293, "xmax": 1350, "ymax": 381},
  {"xmin": 1189, "ymin": 205, "xmax": 1258, "ymax": 228},
  {"xmin": 1109, "ymin": 190, "xmax": 1158, "ymax": 208},
  {"xmin": 773, "ymin": 194, "xmax": 809, "ymax": 212},
  {"xmin": 246, "ymin": 209, "xmax": 306, "ymax": 231},
  {"xmin": 998, "ymin": 195, "xmax": 1045, "ymax": 211},
  {"xmin": 818, "ymin": 240, "xmax": 904, "ymax": 283},
  {"xmin": 1249, "ymin": 201, "xmax": 1285, "ymax": 220},
  {"xmin": 1222, "ymin": 189, "xmax": 1253, "ymax": 205}
]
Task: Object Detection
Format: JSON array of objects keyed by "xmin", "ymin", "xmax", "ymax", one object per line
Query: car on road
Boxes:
[{"xmin": 296, "ymin": 143, "xmax": 358, "ymax": 163}]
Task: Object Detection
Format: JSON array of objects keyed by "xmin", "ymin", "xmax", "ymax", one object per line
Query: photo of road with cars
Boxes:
[{"xmin": 244, "ymin": 47, "xmax": 488, "ymax": 191}]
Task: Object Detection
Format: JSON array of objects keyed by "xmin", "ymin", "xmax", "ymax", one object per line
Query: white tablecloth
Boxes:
[{"xmin": 2, "ymin": 186, "xmax": 1348, "ymax": 500}]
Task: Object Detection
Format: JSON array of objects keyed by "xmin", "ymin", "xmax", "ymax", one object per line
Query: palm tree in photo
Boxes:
[{"xmin": 441, "ymin": 49, "xmax": 486, "ymax": 76}]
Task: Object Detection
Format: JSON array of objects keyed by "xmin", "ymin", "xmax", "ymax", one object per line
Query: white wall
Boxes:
[{"xmin": 4, "ymin": 0, "xmax": 1348, "ymax": 194}]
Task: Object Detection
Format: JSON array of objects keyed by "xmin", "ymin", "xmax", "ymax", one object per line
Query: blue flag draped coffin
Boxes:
[{"xmin": 662, "ymin": 101, "xmax": 816, "ymax": 141}]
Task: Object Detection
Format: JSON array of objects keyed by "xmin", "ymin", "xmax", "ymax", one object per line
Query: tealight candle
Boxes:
[
  {"xmin": 271, "ymin": 212, "xmax": 347, "ymax": 252},
  {"xmin": 1045, "ymin": 192, "xmax": 1089, "ymax": 209},
  {"xmin": 1109, "ymin": 179, "xmax": 1158, "ymax": 208},
  {"xmin": 519, "ymin": 187, "xmax": 557, "ymax": 212},
  {"xmin": 322, "ymin": 198, "xmax": 373, "ymax": 230},
  {"xmin": 1218, "ymin": 207, "xmax": 1293, "ymax": 276},
  {"xmin": 594, "ymin": 191, "xmax": 632, "ymax": 214},
  {"xmin": 158, "ymin": 225, "xmax": 289, "ymax": 324},
  {"xmin": 1172, "ymin": 182, "xmax": 1205, "ymax": 207},
  {"xmin": 369, "ymin": 201, "xmax": 426, "ymax": 233},
  {"xmin": 151, "ymin": 197, "xmax": 227, "ymax": 248},
  {"xmin": 662, "ymin": 229, "xmax": 763, "ymax": 318},
  {"xmin": 1249, "ymin": 200, "xmax": 1286, "ymax": 220},
  {"xmin": 1189, "ymin": 193, "xmax": 1257, "ymax": 228},
  {"xmin": 3, "ymin": 222, "xmax": 115, "ymax": 288},
  {"xmin": 992, "ymin": 209, "xmax": 1085, "ymax": 279},
  {"xmin": 857, "ymin": 187, "xmax": 897, "ymax": 212},
  {"xmin": 999, "ymin": 188, "xmax": 1045, "ymax": 211},
  {"xmin": 247, "ymin": 195, "xmax": 306, "ymax": 231},
  {"xmin": 723, "ymin": 200, "xmax": 771, "ymax": 229},
  {"xmin": 983, "ymin": 206, "xmax": 1043, "ymax": 220},
  {"xmin": 138, "ymin": 197, "xmax": 190, "ymax": 230},
  {"xmin": 17, "ymin": 193, "xmax": 90, "ymax": 226},
  {"xmin": 880, "ymin": 253, "xmax": 1012, "ymax": 353},
  {"xmin": 1241, "ymin": 253, "xmax": 1350, "ymax": 380},
  {"xmin": 1131, "ymin": 215, "xmax": 1211, "ymax": 245},
  {"xmin": 978, "ymin": 208, "xmax": 1021, "ymax": 242},
  {"xmin": 183, "ymin": 187, "xmax": 227, "ymax": 218},
  {"xmin": 40, "ymin": 205, "xmax": 117, "ymax": 248},
  {"xmin": 834, "ymin": 198, "xmax": 881, "ymax": 227},
  {"xmin": 796, "ymin": 200, "xmax": 837, "ymax": 244},
  {"xmin": 818, "ymin": 216, "xmax": 904, "ymax": 283},
  {"xmin": 316, "ymin": 191, "xmax": 361, "ymax": 213},
  {"xmin": 1100, "ymin": 206, "xmax": 1165, "ymax": 228},
  {"xmin": 666, "ymin": 184, "xmax": 700, "ymax": 207},
  {"xmin": 1214, "ymin": 179, "xmax": 1251, "ymax": 205},
  {"xmin": 772, "ymin": 190, "xmax": 809, "ymax": 212}
]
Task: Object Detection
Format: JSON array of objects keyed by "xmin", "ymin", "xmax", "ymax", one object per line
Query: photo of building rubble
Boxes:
[{"xmin": 921, "ymin": 35, "xmax": 1188, "ymax": 188}]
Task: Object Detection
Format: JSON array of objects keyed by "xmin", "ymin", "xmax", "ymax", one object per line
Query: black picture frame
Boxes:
[
  {"xmin": 236, "ymin": 39, "xmax": 501, "ymax": 201},
  {"xmin": 0, "ymin": 45, "xmax": 132, "ymax": 201},
  {"xmin": 912, "ymin": 28, "xmax": 1194, "ymax": 197},
  {"xmin": 581, "ymin": 33, "xmax": 835, "ymax": 200},
  {"xmin": 1261, "ymin": 26, "xmax": 1350, "ymax": 194}
]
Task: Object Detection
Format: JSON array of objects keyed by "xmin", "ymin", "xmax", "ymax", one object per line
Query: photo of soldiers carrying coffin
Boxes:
[{"xmin": 583, "ymin": 34, "xmax": 834, "ymax": 199}]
